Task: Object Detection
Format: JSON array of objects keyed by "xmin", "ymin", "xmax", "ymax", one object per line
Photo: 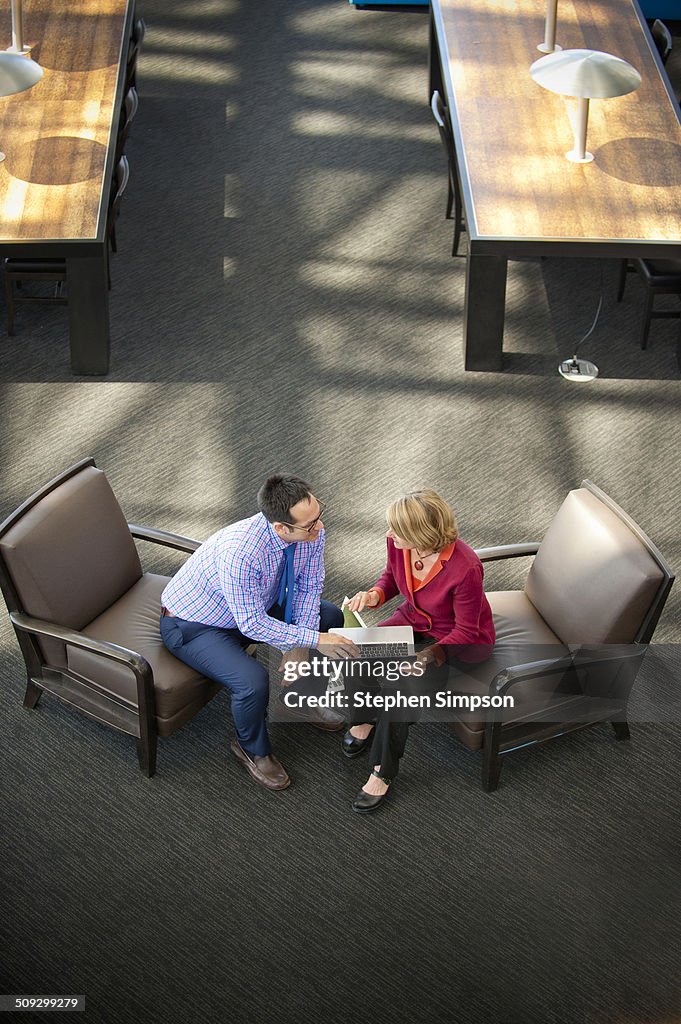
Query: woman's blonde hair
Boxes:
[{"xmin": 386, "ymin": 489, "xmax": 458, "ymax": 552}]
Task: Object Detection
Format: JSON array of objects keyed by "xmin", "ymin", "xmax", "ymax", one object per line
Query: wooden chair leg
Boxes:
[
  {"xmin": 482, "ymin": 720, "xmax": 503, "ymax": 792},
  {"xmin": 136, "ymin": 728, "xmax": 157, "ymax": 777},
  {"xmin": 612, "ymin": 719, "xmax": 631, "ymax": 741},
  {"xmin": 482, "ymin": 749, "xmax": 502, "ymax": 792},
  {"xmin": 616, "ymin": 259, "xmax": 628, "ymax": 302},
  {"xmin": 22, "ymin": 678, "xmax": 42, "ymax": 709},
  {"xmin": 5, "ymin": 276, "xmax": 15, "ymax": 336},
  {"xmin": 452, "ymin": 191, "xmax": 463, "ymax": 257},
  {"xmin": 641, "ymin": 290, "xmax": 654, "ymax": 349}
]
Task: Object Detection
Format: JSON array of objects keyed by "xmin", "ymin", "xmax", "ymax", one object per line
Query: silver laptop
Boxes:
[
  {"xmin": 329, "ymin": 625, "xmax": 415, "ymax": 659},
  {"xmin": 329, "ymin": 602, "xmax": 415, "ymax": 658}
]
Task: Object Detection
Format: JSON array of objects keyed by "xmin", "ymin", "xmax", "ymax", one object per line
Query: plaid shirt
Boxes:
[{"xmin": 161, "ymin": 513, "xmax": 324, "ymax": 649}]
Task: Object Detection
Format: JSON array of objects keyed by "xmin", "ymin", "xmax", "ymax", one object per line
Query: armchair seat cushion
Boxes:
[
  {"xmin": 488, "ymin": 590, "xmax": 565, "ymax": 645},
  {"xmin": 443, "ymin": 591, "xmax": 569, "ymax": 750},
  {"xmin": 67, "ymin": 573, "xmax": 219, "ymax": 731}
]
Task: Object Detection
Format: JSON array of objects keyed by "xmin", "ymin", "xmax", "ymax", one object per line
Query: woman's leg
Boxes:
[
  {"xmin": 345, "ymin": 708, "xmax": 374, "ymax": 745},
  {"xmin": 350, "ymin": 629, "xmax": 434, "ymax": 742},
  {"xmin": 344, "ymin": 669, "xmax": 377, "ymax": 740},
  {"xmin": 360, "ymin": 714, "xmax": 413, "ymax": 795},
  {"xmin": 349, "ymin": 722, "xmax": 374, "ymax": 739}
]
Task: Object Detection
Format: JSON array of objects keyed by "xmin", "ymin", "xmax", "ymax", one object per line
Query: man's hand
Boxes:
[
  {"xmin": 277, "ymin": 647, "xmax": 310, "ymax": 683},
  {"xmin": 318, "ymin": 632, "xmax": 360, "ymax": 659},
  {"xmin": 346, "ymin": 590, "xmax": 380, "ymax": 613}
]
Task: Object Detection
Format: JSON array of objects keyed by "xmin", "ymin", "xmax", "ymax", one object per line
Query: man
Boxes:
[{"xmin": 159, "ymin": 474, "xmax": 357, "ymax": 791}]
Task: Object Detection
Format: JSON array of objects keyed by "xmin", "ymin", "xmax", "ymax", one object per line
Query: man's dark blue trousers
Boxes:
[{"xmin": 160, "ymin": 600, "xmax": 343, "ymax": 757}]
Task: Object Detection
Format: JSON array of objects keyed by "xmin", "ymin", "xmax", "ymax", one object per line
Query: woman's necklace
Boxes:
[{"xmin": 413, "ymin": 549, "xmax": 438, "ymax": 572}]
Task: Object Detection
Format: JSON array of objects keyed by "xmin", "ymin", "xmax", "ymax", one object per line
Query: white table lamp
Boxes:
[
  {"xmin": 538, "ymin": 0, "xmax": 561, "ymax": 54},
  {"xmin": 0, "ymin": 51, "xmax": 43, "ymax": 161},
  {"xmin": 8, "ymin": 0, "xmax": 31, "ymax": 55},
  {"xmin": 530, "ymin": 49, "xmax": 641, "ymax": 163}
]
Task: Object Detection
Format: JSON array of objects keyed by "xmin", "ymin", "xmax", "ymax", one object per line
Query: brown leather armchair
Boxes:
[
  {"xmin": 0, "ymin": 459, "xmax": 220, "ymax": 777},
  {"xmin": 447, "ymin": 481, "xmax": 674, "ymax": 791}
]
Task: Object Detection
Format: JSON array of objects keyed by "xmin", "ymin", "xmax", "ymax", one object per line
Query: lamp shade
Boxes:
[
  {"xmin": 530, "ymin": 49, "xmax": 641, "ymax": 98},
  {"xmin": 0, "ymin": 51, "xmax": 43, "ymax": 98}
]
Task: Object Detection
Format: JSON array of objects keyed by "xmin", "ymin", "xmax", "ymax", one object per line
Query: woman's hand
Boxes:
[
  {"xmin": 404, "ymin": 649, "xmax": 436, "ymax": 676},
  {"xmin": 347, "ymin": 590, "xmax": 380, "ymax": 613}
]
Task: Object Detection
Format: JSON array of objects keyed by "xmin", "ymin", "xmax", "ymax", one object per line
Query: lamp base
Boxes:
[
  {"xmin": 558, "ymin": 357, "xmax": 599, "ymax": 382},
  {"xmin": 566, "ymin": 149, "xmax": 594, "ymax": 163},
  {"xmin": 537, "ymin": 42, "xmax": 562, "ymax": 53},
  {"xmin": 6, "ymin": 45, "xmax": 32, "ymax": 56}
]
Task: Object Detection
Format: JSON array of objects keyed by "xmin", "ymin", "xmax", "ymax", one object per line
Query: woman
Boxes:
[{"xmin": 346, "ymin": 489, "xmax": 495, "ymax": 813}]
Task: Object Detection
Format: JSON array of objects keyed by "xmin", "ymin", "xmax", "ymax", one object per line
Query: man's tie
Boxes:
[{"xmin": 278, "ymin": 543, "xmax": 296, "ymax": 624}]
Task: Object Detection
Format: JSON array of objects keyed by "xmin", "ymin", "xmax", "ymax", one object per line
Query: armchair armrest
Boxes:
[
  {"xmin": 491, "ymin": 653, "xmax": 575, "ymax": 696},
  {"xmin": 474, "ymin": 543, "xmax": 539, "ymax": 563},
  {"xmin": 479, "ymin": 644, "xmax": 646, "ymax": 791},
  {"xmin": 128, "ymin": 523, "xmax": 202, "ymax": 554},
  {"xmin": 10, "ymin": 611, "xmax": 155, "ymax": 716},
  {"xmin": 489, "ymin": 644, "xmax": 645, "ymax": 697}
]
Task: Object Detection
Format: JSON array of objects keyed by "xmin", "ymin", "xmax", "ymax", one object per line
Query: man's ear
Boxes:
[{"xmin": 272, "ymin": 522, "xmax": 290, "ymax": 540}]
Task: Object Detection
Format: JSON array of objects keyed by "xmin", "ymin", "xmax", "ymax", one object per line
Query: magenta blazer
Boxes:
[{"xmin": 372, "ymin": 536, "xmax": 495, "ymax": 663}]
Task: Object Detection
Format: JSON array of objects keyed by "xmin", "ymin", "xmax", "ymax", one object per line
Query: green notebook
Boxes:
[{"xmin": 341, "ymin": 597, "xmax": 367, "ymax": 629}]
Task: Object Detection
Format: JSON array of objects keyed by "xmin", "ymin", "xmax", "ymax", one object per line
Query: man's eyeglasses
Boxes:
[{"xmin": 281, "ymin": 501, "xmax": 327, "ymax": 535}]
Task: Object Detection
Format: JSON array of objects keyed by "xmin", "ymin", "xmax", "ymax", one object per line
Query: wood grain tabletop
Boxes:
[
  {"xmin": 433, "ymin": 0, "xmax": 681, "ymax": 245},
  {"xmin": 0, "ymin": 0, "xmax": 129, "ymax": 243}
]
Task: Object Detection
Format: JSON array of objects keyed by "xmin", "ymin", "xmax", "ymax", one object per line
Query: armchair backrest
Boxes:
[
  {"xmin": 525, "ymin": 481, "xmax": 673, "ymax": 645},
  {"xmin": 431, "ymin": 90, "xmax": 456, "ymax": 184},
  {"xmin": 0, "ymin": 459, "xmax": 142, "ymax": 630}
]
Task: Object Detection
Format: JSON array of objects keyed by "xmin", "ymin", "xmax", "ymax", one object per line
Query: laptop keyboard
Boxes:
[{"xmin": 356, "ymin": 643, "xmax": 411, "ymax": 658}]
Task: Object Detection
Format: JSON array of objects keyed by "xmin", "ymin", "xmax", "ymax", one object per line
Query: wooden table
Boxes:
[
  {"xmin": 0, "ymin": 0, "xmax": 133, "ymax": 374},
  {"xmin": 429, "ymin": 0, "xmax": 681, "ymax": 371}
]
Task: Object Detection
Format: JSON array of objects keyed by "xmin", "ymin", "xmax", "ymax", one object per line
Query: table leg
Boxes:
[
  {"xmin": 66, "ymin": 251, "xmax": 110, "ymax": 375},
  {"xmin": 463, "ymin": 253, "xmax": 507, "ymax": 371}
]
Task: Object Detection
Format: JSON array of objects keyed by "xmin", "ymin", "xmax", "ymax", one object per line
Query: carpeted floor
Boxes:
[{"xmin": 1, "ymin": 2, "xmax": 680, "ymax": 1022}]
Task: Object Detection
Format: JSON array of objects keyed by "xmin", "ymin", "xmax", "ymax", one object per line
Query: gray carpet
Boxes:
[{"xmin": 1, "ymin": 2, "xmax": 681, "ymax": 1022}]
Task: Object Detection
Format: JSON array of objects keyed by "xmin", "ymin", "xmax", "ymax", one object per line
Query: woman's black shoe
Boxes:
[
  {"xmin": 341, "ymin": 726, "xmax": 374, "ymax": 759},
  {"xmin": 351, "ymin": 770, "xmax": 391, "ymax": 814}
]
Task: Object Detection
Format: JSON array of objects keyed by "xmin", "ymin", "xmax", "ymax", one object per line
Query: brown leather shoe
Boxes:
[
  {"xmin": 277, "ymin": 699, "xmax": 345, "ymax": 732},
  {"xmin": 230, "ymin": 740, "xmax": 291, "ymax": 791}
]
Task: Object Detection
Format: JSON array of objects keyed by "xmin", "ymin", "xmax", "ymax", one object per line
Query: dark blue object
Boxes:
[
  {"xmin": 349, "ymin": 0, "xmax": 428, "ymax": 7},
  {"xmin": 278, "ymin": 543, "xmax": 297, "ymax": 624},
  {"xmin": 638, "ymin": 0, "xmax": 679, "ymax": 15}
]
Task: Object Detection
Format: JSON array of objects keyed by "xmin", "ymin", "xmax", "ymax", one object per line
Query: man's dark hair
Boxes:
[{"xmin": 257, "ymin": 474, "xmax": 313, "ymax": 524}]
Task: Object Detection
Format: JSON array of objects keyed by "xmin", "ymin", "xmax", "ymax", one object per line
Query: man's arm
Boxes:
[
  {"xmin": 292, "ymin": 533, "xmax": 325, "ymax": 631},
  {"xmin": 221, "ymin": 558, "xmax": 320, "ymax": 650}
]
